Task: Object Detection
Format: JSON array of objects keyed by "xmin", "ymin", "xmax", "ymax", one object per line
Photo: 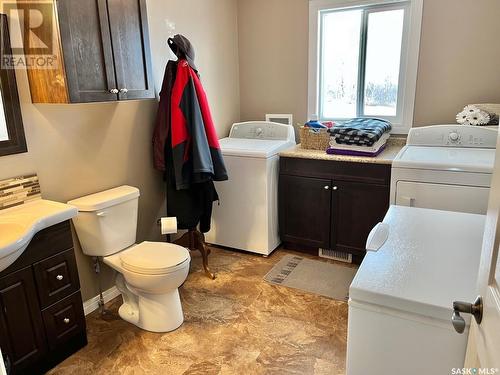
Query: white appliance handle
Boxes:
[
  {"xmin": 366, "ymin": 222, "xmax": 390, "ymax": 252},
  {"xmin": 399, "ymin": 196, "xmax": 416, "ymax": 207}
]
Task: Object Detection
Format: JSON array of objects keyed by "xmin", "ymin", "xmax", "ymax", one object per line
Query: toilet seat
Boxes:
[{"xmin": 120, "ymin": 241, "xmax": 190, "ymax": 275}]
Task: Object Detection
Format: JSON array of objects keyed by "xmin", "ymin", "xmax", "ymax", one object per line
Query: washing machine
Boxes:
[
  {"xmin": 391, "ymin": 125, "xmax": 497, "ymax": 214},
  {"xmin": 205, "ymin": 121, "xmax": 296, "ymax": 256}
]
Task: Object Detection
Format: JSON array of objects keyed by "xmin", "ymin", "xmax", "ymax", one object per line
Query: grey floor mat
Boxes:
[{"xmin": 264, "ymin": 254, "xmax": 357, "ymax": 301}]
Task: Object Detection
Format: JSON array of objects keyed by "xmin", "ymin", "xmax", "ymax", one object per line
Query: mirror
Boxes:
[
  {"xmin": 0, "ymin": 14, "xmax": 27, "ymax": 156},
  {"xmin": 0, "ymin": 90, "xmax": 7, "ymax": 141}
]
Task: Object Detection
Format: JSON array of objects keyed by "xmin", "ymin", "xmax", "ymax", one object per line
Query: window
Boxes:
[{"xmin": 308, "ymin": 0, "xmax": 423, "ymax": 133}]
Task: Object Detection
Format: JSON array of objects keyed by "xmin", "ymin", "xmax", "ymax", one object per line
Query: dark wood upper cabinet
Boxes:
[
  {"xmin": 56, "ymin": 0, "xmax": 118, "ymax": 103},
  {"xmin": 107, "ymin": 0, "xmax": 155, "ymax": 100},
  {"xmin": 24, "ymin": 0, "xmax": 154, "ymax": 103}
]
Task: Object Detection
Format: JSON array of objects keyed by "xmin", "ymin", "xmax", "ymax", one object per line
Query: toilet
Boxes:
[{"xmin": 68, "ymin": 185, "xmax": 190, "ymax": 333}]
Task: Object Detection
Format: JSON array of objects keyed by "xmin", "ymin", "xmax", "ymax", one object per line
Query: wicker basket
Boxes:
[{"xmin": 299, "ymin": 126, "xmax": 330, "ymax": 150}]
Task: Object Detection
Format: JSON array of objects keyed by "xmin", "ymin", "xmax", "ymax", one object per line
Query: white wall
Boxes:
[
  {"xmin": 0, "ymin": 0, "xmax": 240, "ymax": 300},
  {"xmin": 238, "ymin": 0, "xmax": 309, "ymax": 127},
  {"xmin": 148, "ymin": 0, "xmax": 240, "ymax": 136},
  {"xmin": 236, "ymin": 0, "xmax": 500, "ymax": 127}
]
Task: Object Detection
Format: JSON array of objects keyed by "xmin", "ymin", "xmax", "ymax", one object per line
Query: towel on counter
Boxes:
[{"xmin": 328, "ymin": 118, "xmax": 392, "ymax": 147}]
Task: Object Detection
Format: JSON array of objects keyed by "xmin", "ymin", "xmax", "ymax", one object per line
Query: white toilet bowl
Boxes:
[
  {"xmin": 68, "ymin": 186, "xmax": 191, "ymax": 333},
  {"xmin": 103, "ymin": 242, "xmax": 191, "ymax": 332},
  {"xmin": 104, "ymin": 241, "xmax": 190, "ymax": 332}
]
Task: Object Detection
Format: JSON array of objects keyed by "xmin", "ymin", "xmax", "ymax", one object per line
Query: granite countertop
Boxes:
[{"xmin": 279, "ymin": 137, "xmax": 406, "ymax": 165}]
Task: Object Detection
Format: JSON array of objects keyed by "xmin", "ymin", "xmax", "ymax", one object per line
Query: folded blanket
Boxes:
[{"xmin": 328, "ymin": 118, "xmax": 392, "ymax": 147}]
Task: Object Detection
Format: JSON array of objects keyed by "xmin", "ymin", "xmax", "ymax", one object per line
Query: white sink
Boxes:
[{"xmin": 0, "ymin": 199, "xmax": 78, "ymax": 273}]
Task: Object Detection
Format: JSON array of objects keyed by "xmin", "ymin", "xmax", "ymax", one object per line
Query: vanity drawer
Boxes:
[
  {"xmin": 34, "ymin": 249, "xmax": 80, "ymax": 308},
  {"xmin": 42, "ymin": 291, "xmax": 86, "ymax": 350}
]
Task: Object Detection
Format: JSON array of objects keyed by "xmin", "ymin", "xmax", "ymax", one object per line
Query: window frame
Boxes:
[{"xmin": 308, "ymin": 0, "xmax": 423, "ymax": 134}]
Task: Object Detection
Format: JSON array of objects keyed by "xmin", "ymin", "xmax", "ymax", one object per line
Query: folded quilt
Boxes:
[{"xmin": 328, "ymin": 118, "xmax": 392, "ymax": 146}]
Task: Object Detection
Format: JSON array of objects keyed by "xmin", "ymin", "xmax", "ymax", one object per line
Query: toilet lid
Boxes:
[{"xmin": 120, "ymin": 241, "xmax": 190, "ymax": 275}]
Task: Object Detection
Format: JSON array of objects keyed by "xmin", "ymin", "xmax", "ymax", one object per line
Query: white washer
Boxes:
[
  {"xmin": 391, "ymin": 125, "xmax": 497, "ymax": 214},
  {"xmin": 205, "ymin": 121, "xmax": 296, "ymax": 255},
  {"xmin": 347, "ymin": 205, "xmax": 486, "ymax": 375}
]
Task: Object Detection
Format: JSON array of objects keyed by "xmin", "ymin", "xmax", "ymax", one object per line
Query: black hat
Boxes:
[{"xmin": 168, "ymin": 34, "xmax": 197, "ymax": 72}]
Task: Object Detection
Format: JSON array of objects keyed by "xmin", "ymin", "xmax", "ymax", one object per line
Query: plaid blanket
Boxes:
[{"xmin": 328, "ymin": 118, "xmax": 392, "ymax": 146}]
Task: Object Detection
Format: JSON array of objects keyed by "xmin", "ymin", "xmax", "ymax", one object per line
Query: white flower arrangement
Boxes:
[
  {"xmin": 456, "ymin": 111, "xmax": 468, "ymax": 124},
  {"xmin": 456, "ymin": 105, "xmax": 491, "ymax": 126},
  {"xmin": 463, "ymin": 105, "xmax": 481, "ymax": 115}
]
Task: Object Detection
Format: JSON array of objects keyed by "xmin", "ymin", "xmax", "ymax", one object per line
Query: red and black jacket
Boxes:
[
  {"xmin": 153, "ymin": 59, "xmax": 227, "ymax": 190},
  {"xmin": 152, "ymin": 35, "xmax": 227, "ymax": 232},
  {"xmin": 170, "ymin": 60, "xmax": 228, "ymax": 190}
]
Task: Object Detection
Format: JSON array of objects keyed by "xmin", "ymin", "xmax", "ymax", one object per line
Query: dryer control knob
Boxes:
[
  {"xmin": 449, "ymin": 132, "xmax": 460, "ymax": 142},
  {"xmin": 256, "ymin": 128, "xmax": 263, "ymax": 137}
]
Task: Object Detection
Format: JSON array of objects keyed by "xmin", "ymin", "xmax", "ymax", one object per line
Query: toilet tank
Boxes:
[{"xmin": 68, "ymin": 186, "xmax": 140, "ymax": 257}]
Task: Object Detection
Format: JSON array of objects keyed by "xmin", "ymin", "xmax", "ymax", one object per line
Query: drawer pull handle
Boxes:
[
  {"xmin": 63, "ymin": 318, "xmax": 70, "ymax": 324},
  {"xmin": 56, "ymin": 275, "xmax": 64, "ymax": 281},
  {"xmin": 332, "ymin": 186, "xmax": 338, "ymax": 190},
  {"xmin": 324, "ymin": 186, "xmax": 330, "ymax": 190}
]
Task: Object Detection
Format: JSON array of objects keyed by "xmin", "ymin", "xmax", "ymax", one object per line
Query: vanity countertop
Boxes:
[{"xmin": 279, "ymin": 137, "xmax": 406, "ymax": 165}]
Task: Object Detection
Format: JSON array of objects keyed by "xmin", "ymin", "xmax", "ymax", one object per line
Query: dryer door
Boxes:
[{"xmin": 395, "ymin": 181, "xmax": 490, "ymax": 214}]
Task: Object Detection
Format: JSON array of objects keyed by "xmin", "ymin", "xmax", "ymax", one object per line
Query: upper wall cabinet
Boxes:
[{"xmin": 24, "ymin": 0, "xmax": 154, "ymax": 103}]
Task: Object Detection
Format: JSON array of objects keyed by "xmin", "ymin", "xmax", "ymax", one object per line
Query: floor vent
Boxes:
[{"xmin": 319, "ymin": 249, "xmax": 353, "ymax": 263}]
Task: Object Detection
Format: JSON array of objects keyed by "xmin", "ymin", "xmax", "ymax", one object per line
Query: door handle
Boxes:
[
  {"xmin": 109, "ymin": 88, "xmax": 119, "ymax": 94},
  {"xmin": 119, "ymin": 88, "xmax": 128, "ymax": 94},
  {"xmin": 451, "ymin": 295, "xmax": 483, "ymax": 334}
]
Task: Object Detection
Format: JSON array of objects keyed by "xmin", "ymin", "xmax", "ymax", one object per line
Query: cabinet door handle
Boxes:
[
  {"xmin": 109, "ymin": 88, "xmax": 119, "ymax": 94},
  {"xmin": 56, "ymin": 275, "xmax": 64, "ymax": 281},
  {"xmin": 324, "ymin": 186, "xmax": 330, "ymax": 190},
  {"xmin": 120, "ymin": 88, "xmax": 128, "ymax": 94},
  {"xmin": 63, "ymin": 318, "xmax": 70, "ymax": 324},
  {"xmin": 332, "ymin": 186, "xmax": 338, "ymax": 190}
]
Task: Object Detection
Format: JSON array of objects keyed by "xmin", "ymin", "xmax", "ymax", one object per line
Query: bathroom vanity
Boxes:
[{"xmin": 0, "ymin": 220, "xmax": 86, "ymax": 374}]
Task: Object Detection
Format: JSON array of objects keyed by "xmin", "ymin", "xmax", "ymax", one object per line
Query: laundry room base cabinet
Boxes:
[{"xmin": 278, "ymin": 157, "xmax": 391, "ymax": 263}]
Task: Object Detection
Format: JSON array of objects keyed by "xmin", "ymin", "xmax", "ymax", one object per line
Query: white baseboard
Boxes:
[{"xmin": 83, "ymin": 286, "xmax": 121, "ymax": 316}]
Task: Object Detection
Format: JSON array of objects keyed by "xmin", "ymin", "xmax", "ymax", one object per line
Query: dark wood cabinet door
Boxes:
[
  {"xmin": 57, "ymin": 0, "xmax": 118, "ymax": 102},
  {"xmin": 42, "ymin": 292, "xmax": 86, "ymax": 350},
  {"xmin": 107, "ymin": 0, "xmax": 155, "ymax": 100},
  {"xmin": 331, "ymin": 181, "xmax": 389, "ymax": 255},
  {"xmin": 279, "ymin": 175, "xmax": 332, "ymax": 248},
  {"xmin": 33, "ymin": 249, "xmax": 80, "ymax": 309},
  {"xmin": 0, "ymin": 267, "xmax": 46, "ymax": 372}
]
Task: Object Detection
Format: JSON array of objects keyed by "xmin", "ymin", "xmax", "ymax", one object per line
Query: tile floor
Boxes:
[{"xmin": 50, "ymin": 247, "xmax": 353, "ymax": 375}]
